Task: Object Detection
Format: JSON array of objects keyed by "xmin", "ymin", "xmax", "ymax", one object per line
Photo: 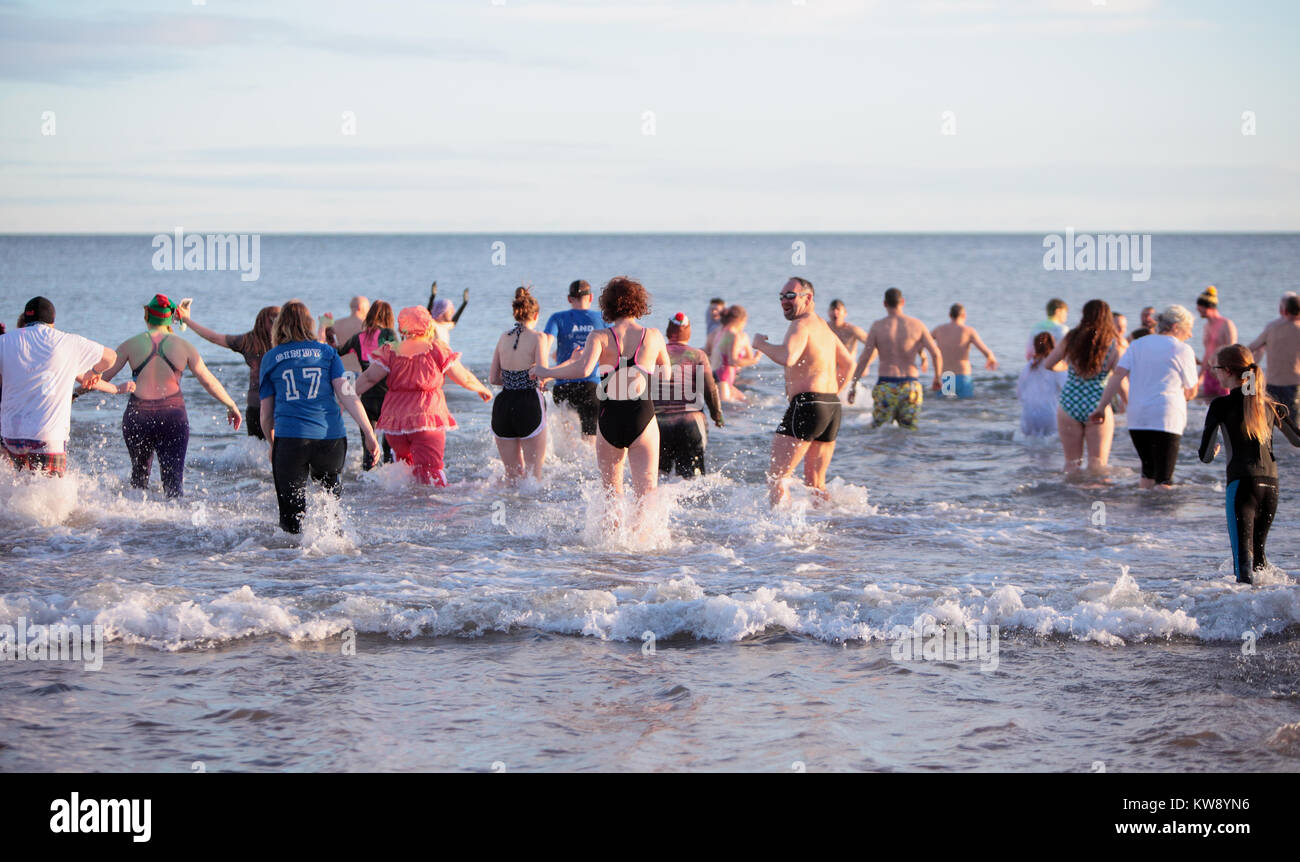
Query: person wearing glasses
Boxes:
[
  {"xmin": 752, "ymin": 277, "xmax": 854, "ymax": 506},
  {"xmin": 847, "ymin": 287, "xmax": 943, "ymax": 430}
]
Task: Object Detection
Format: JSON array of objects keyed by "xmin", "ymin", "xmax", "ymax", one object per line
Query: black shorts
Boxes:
[
  {"xmin": 245, "ymin": 406, "xmax": 265, "ymax": 440},
  {"xmin": 1128, "ymin": 429, "xmax": 1180, "ymax": 484},
  {"xmin": 775, "ymin": 392, "xmax": 842, "ymax": 443},
  {"xmin": 492, "ymin": 388, "xmax": 546, "ymax": 439},
  {"xmin": 552, "ymin": 381, "xmax": 599, "ymax": 436}
]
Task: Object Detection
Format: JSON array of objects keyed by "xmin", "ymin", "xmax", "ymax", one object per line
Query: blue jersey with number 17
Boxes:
[{"xmin": 258, "ymin": 340, "xmax": 347, "ymax": 440}]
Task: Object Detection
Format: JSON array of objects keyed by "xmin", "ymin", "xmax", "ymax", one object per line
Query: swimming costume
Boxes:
[
  {"xmin": 492, "ymin": 364, "xmax": 546, "ymax": 439},
  {"xmin": 597, "ymin": 327, "xmax": 656, "ymax": 449},
  {"xmin": 1201, "ymin": 364, "xmax": 1229, "ymax": 399},
  {"xmin": 953, "ymin": 373, "xmax": 974, "ymax": 399},
  {"xmin": 1128, "ymin": 429, "xmax": 1180, "ymax": 484},
  {"xmin": 776, "ymin": 392, "xmax": 842, "ymax": 442},
  {"xmin": 122, "ymin": 392, "xmax": 190, "ymax": 497},
  {"xmin": 1058, "ymin": 342, "xmax": 1117, "ymax": 424},
  {"xmin": 716, "ymin": 365, "xmax": 738, "ymax": 385},
  {"xmin": 872, "ymin": 377, "xmax": 923, "ymax": 429},
  {"xmin": 131, "ymin": 334, "xmax": 182, "ymax": 382}
]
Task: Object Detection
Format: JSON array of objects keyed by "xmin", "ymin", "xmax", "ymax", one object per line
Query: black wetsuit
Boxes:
[{"xmin": 1199, "ymin": 388, "xmax": 1300, "ymax": 583}]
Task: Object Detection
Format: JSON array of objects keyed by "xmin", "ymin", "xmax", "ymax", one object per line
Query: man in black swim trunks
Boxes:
[{"xmin": 753, "ymin": 277, "xmax": 855, "ymax": 506}]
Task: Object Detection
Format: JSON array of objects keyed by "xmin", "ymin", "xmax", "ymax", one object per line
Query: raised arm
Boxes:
[
  {"xmin": 452, "ymin": 289, "xmax": 468, "ymax": 324},
  {"xmin": 175, "ymin": 307, "xmax": 231, "ymax": 349}
]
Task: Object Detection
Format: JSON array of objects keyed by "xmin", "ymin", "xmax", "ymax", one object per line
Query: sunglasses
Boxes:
[{"xmin": 778, "ymin": 291, "xmax": 810, "ymax": 301}]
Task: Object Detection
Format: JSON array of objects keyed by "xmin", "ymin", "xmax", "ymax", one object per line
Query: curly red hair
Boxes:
[{"xmin": 599, "ymin": 276, "xmax": 650, "ymax": 322}]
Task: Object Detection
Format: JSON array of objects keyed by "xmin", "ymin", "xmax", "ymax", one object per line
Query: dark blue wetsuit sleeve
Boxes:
[{"xmin": 1199, "ymin": 400, "xmax": 1223, "ymax": 463}]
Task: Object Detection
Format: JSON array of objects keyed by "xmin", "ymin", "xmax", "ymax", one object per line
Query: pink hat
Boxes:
[{"xmin": 398, "ymin": 305, "xmax": 434, "ymax": 336}]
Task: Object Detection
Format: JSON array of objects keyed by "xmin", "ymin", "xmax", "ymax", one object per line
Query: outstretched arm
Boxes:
[
  {"xmin": 446, "ymin": 360, "xmax": 493, "ymax": 401},
  {"xmin": 452, "ymin": 289, "xmax": 468, "ymax": 324},
  {"xmin": 972, "ymin": 332, "xmax": 997, "ymax": 370},
  {"xmin": 188, "ymin": 353, "xmax": 242, "ymax": 429},
  {"xmin": 332, "ymin": 377, "xmax": 379, "ymax": 458},
  {"xmin": 176, "ymin": 307, "xmax": 231, "ymax": 349},
  {"xmin": 536, "ymin": 331, "xmax": 605, "ymax": 380}
]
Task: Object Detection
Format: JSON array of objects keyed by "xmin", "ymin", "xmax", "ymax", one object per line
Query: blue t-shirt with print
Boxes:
[
  {"xmin": 543, "ymin": 309, "xmax": 606, "ymax": 384},
  {"xmin": 258, "ymin": 340, "xmax": 347, "ymax": 439}
]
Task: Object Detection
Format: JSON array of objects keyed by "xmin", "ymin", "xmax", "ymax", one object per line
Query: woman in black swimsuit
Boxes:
[
  {"xmin": 532, "ymin": 277, "xmax": 670, "ymax": 504},
  {"xmin": 1199, "ymin": 344, "xmax": 1300, "ymax": 584},
  {"xmin": 490, "ymin": 287, "xmax": 550, "ymax": 483}
]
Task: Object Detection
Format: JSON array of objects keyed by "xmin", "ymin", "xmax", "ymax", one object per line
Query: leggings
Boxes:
[
  {"xmin": 272, "ymin": 436, "xmax": 347, "ymax": 533},
  {"xmin": 122, "ymin": 394, "xmax": 189, "ymax": 498},
  {"xmin": 1225, "ymin": 477, "xmax": 1279, "ymax": 584},
  {"xmin": 386, "ymin": 430, "xmax": 447, "ymax": 486}
]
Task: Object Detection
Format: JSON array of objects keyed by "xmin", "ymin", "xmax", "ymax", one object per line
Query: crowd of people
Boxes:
[{"xmin": 1, "ymin": 279, "xmax": 1298, "ymax": 584}]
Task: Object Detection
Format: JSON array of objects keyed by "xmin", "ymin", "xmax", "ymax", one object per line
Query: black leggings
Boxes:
[
  {"xmin": 658, "ymin": 412, "xmax": 707, "ymax": 478},
  {"xmin": 122, "ymin": 394, "xmax": 190, "ymax": 497},
  {"xmin": 272, "ymin": 436, "xmax": 347, "ymax": 533},
  {"xmin": 1128, "ymin": 429, "xmax": 1180, "ymax": 484},
  {"xmin": 1225, "ymin": 477, "xmax": 1278, "ymax": 584}
]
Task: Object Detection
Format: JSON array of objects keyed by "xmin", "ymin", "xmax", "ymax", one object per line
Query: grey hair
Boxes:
[{"xmin": 1156, "ymin": 304, "xmax": 1193, "ymax": 334}]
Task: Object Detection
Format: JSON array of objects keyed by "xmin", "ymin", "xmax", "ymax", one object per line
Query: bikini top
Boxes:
[
  {"xmin": 500, "ymin": 324, "xmax": 538, "ymax": 390},
  {"xmin": 132, "ymin": 334, "xmax": 182, "ymax": 381}
]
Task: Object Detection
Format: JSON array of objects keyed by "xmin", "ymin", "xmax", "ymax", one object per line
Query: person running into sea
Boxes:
[
  {"xmin": 99, "ymin": 295, "xmax": 243, "ymax": 498},
  {"xmin": 490, "ymin": 288, "xmax": 549, "ymax": 484},
  {"xmin": 931, "ymin": 303, "xmax": 997, "ymax": 398},
  {"xmin": 848, "ymin": 288, "xmax": 942, "ymax": 430},
  {"xmin": 753, "ymin": 277, "xmax": 854, "ymax": 506},
  {"xmin": 0, "ymin": 297, "xmax": 115, "ymax": 478},
  {"xmin": 332, "ymin": 297, "xmax": 369, "ymax": 373},
  {"xmin": 1018, "ymin": 333, "xmax": 1062, "ymax": 437},
  {"xmin": 356, "ymin": 305, "xmax": 491, "ymax": 486},
  {"xmin": 1088, "ymin": 305, "xmax": 1198, "ymax": 489},
  {"xmin": 1196, "ymin": 286, "xmax": 1237, "ymax": 399},
  {"xmin": 1247, "ymin": 293, "xmax": 1300, "ymax": 422},
  {"xmin": 260, "ymin": 300, "xmax": 379, "ymax": 533},
  {"xmin": 704, "ymin": 297, "xmax": 727, "ymax": 372},
  {"xmin": 653, "ymin": 312, "xmax": 724, "ymax": 479},
  {"xmin": 715, "ymin": 305, "xmax": 760, "ymax": 403},
  {"xmin": 427, "ymin": 282, "xmax": 469, "ymax": 347},
  {"xmin": 532, "ymin": 277, "xmax": 670, "ymax": 508},
  {"xmin": 1199, "ymin": 344, "xmax": 1300, "ymax": 584},
  {"xmin": 1040, "ymin": 299, "xmax": 1125, "ymax": 476},
  {"xmin": 178, "ymin": 303, "xmax": 280, "ymax": 441},
  {"xmin": 337, "ymin": 300, "xmax": 398, "ymax": 470},
  {"xmin": 543, "ymin": 279, "xmax": 606, "ymax": 440}
]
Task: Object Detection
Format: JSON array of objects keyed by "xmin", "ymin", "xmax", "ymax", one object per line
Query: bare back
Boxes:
[
  {"xmin": 783, "ymin": 314, "xmax": 844, "ymax": 397},
  {"xmin": 932, "ymin": 322, "xmax": 974, "ymax": 374},
  {"xmin": 494, "ymin": 327, "xmax": 545, "ymax": 372},
  {"xmin": 870, "ymin": 314, "xmax": 932, "ymax": 378},
  {"xmin": 120, "ymin": 331, "xmax": 194, "ymax": 399},
  {"xmin": 1262, "ymin": 318, "xmax": 1300, "ymax": 386}
]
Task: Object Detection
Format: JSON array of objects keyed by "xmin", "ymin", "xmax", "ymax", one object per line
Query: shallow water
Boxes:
[{"xmin": 2, "ymin": 234, "xmax": 1298, "ymax": 771}]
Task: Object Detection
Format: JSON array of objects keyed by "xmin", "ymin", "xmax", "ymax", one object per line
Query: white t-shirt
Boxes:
[
  {"xmin": 1115, "ymin": 333, "xmax": 1198, "ymax": 434},
  {"xmin": 0, "ymin": 324, "xmax": 105, "ymax": 451}
]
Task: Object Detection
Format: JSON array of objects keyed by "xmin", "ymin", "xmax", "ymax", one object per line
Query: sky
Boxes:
[{"xmin": 0, "ymin": 0, "xmax": 1297, "ymax": 232}]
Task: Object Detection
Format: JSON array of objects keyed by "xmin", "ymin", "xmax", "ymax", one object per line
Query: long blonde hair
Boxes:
[
  {"xmin": 273, "ymin": 300, "xmax": 316, "ymax": 346},
  {"xmin": 1216, "ymin": 344, "xmax": 1280, "ymax": 444}
]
